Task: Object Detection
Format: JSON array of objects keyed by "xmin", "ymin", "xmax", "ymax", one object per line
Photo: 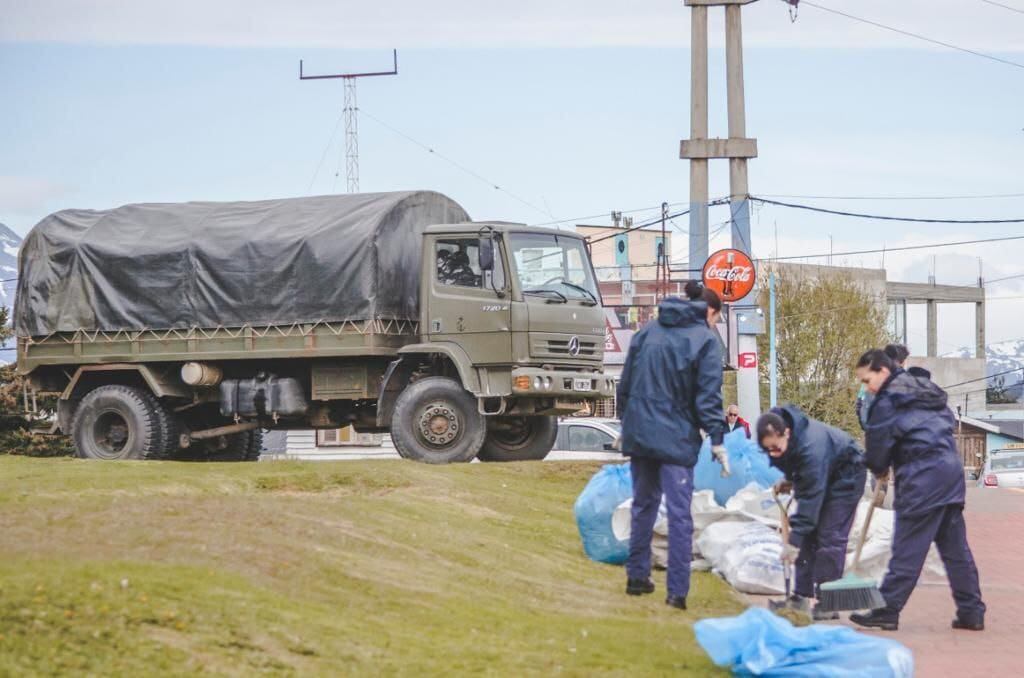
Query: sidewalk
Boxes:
[{"xmin": 841, "ymin": 487, "xmax": 1024, "ymax": 676}]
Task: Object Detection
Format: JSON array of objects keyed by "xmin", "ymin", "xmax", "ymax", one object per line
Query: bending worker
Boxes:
[
  {"xmin": 850, "ymin": 349, "xmax": 985, "ymax": 632},
  {"xmin": 756, "ymin": 405, "xmax": 867, "ymax": 621},
  {"xmin": 617, "ymin": 281, "xmax": 730, "ymax": 610}
]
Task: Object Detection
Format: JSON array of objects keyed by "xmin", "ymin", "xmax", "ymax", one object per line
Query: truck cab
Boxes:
[{"xmin": 382, "ymin": 223, "xmax": 614, "ymax": 463}]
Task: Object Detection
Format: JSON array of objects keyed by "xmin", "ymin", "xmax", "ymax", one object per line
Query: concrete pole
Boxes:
[
  {"xmin": 975, "ymin": 301, "xmax": 986, "ymax": 359},
  {"xmin": 688, "ymin": 5, "xmax": 710, "ymax": 273},
  {"xmin": 725, "ymin": 4, "xmax": 752, "ymax": 254},
  {"xmin": 725, "ymin": 4, "xmax": 759, "ymax": 422},
  {"xmin": 769, "ymin": 269, "xmax": 777, "ymax": 408},
  {"xmin": 926, "ymin": 300, "xmax": 938, "ymax": 357}
]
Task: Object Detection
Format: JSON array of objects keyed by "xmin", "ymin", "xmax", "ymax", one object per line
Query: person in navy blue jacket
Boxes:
[
  {"xmin": 756, "ymin": 405, "xmax": 867, "ymax": 620},
  {"xmin": 617, "ymin": 281, "xmax": 730, "ymax": 610},
  {"xmin": 850, "ymin": 349, "xmax": 986, "ymax": 632}
]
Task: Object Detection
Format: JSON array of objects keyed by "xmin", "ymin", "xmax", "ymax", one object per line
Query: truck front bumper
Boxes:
[{"xmin": 510, "ymin": 367, "xmax": 615, "ymax": 400}]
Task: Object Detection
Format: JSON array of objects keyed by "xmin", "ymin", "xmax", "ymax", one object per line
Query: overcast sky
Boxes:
[{"xmin": 2, "ymin": 0, "xmax": 1023, "ymax": 358}]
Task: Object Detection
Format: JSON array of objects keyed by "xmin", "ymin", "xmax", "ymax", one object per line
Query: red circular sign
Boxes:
[{"xmin": 702, "ymin": 248, "xmax": 756, "ymax": 302}]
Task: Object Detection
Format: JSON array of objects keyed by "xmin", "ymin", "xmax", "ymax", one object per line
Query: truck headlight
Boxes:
[{"xmin": 534, "ymin": 376, "xmax": 543, "ymax": 390}]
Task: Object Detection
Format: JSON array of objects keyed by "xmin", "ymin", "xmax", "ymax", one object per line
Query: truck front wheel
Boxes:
[
  {"xmin": 391, "ymin": 377, "xmax": 485, "ymax": 464},
  {"xmin": 70, "ymin": 385, "xmax": 174, "ymax": 460},
  {"xmin": 477, "ymin": 416, "xmax": 558, "ymax": 462}
]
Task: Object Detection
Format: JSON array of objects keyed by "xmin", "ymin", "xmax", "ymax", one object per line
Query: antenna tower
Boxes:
[{"xmin": 299, "ymin": 50, "xmax": 398, "ymax": 193}]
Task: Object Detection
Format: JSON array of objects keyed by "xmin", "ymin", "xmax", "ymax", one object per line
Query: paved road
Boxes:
[{"xmin": 841, "ymin": 487, "xmax": 1024, "ymax": 676}]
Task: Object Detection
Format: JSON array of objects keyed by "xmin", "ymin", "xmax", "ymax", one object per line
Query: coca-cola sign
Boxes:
[{"xmin": 701, "ymin": 248, "xmax": 756, "ymax": 302}]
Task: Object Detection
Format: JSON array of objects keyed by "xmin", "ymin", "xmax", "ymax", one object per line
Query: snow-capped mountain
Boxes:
[
  {"xmin": 0, "ymin": 222, "xmax": 20, "ymax": 306},
  {"xmin": 946, "ymin": 338, "xmax": 1024, "ymax": 401}
]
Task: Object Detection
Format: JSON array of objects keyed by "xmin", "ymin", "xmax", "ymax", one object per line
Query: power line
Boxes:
[
  {"xmin": 983, "ymin": 274, "xmax": 1024, "ymax": 286},
  {"xmin": 942, "ymin": 366, "xmax": 1024, "ymax": 390},
  {"xmin": 756, "ymin": 191, "xmax": 1024, "ymax": 201},
  {"xmin": 359, "ymin": 108, "xmax": 557, "ymax": 222},
  {"xmin": 751, "ymin": 196, "xmax": 1024, "ymax": 224},
  {"xmin": 586, "ymin": 198, "xmax": 733, "ymax": 247},
  {"xmin": 978, "ymin": 0, "xmax": 1024, "ymax": 16},
  {"xmin": 796, "ymin": 0, "xmax": 1024, "ymax": 71},
  {"xmin": 530, "ymin": 202, "xmax": 686, "ymax": 229},
  {"xmin": 307, "ymin": 108, "xmax": 346, "ymax": 193}
]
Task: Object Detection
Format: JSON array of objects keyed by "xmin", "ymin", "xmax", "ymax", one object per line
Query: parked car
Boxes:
[
  {"xmin": 978, "ymin": 446, "xmax": 1024, "ymax": 489},
  {"xmin": 547, "ymin": 418, "xmax": 624, "ymax": 461}
]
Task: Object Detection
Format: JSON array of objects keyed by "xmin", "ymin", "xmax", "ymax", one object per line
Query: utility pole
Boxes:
[
  {"xmin": 299, "ymin": 50, "xmax": 398, "ymax": 194},
  {"xmin": 658, "ymin": 202, "xmax": 669, "ymax": 302},
  {"xmin": 681, "ymin": 0, "xmax": 762, "ymax": 421}
]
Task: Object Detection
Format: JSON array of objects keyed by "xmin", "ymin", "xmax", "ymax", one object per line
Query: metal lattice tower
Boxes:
[
  {"xmin": 299, "ymin": 50, "xmax": 398, "ymax": 194},
  {"xmin": 343, "ymin": 78, "xmax": 360, "ymax": 193}
]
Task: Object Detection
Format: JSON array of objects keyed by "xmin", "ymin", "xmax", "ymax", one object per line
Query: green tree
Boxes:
[
  {"xmin": 755, "ymin": 266, "xmax": 891, "ymax": 436},
  {"xmin": 0, "ymin": 306, "xmax": 73, "ymax": 456}
]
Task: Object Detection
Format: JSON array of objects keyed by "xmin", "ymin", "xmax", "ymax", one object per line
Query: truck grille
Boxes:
[{"xmin": 530, "ymin": 334, "xmax": 601, "ymax": 360}]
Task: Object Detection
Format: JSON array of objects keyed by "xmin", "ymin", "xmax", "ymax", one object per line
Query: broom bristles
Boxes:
[{"xmin": 817, "ymin": 575, "xmax": 886, "ymax": 612}]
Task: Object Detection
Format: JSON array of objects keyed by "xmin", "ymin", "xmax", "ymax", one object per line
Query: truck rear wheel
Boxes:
[
  {"xmin": 391, "ymin": 377, "xmax": 485, "ymax": 464},
  {"xmin": 477, "ymin": 416, "xmax": 558, "ymax": 462},
  {"xmin": 203, "ymin": 429, "xmax": 263, "ymax": 462},
  {"xmin": 70, "ymin": 385, "xmax": 174, "ymax": 460}
]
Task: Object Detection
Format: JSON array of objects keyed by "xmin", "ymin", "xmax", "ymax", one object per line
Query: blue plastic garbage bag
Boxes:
[
  {"xmin": 695, "ymin": 429, "xmax": 784, "ymax": 505},
  {"xmin": 574, "ymin": 463, "xmax": 632, "ymax": 564},
  {"xmin": 695, "ymin": 607, "xmax": 914, "ymax": 677}
]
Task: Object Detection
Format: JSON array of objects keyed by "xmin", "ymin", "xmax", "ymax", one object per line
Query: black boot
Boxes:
[
  {"xmin": 665, "ymin": 595, "xmax": 687, "ymax": 610},
  {"xmin": 626, "ymin": 578, "xmax": 655, "ymax": 596},
  {"xmin": 849, "ymin": 608, "xmax": 899, "ymax": 631},
  {"xmin": 952, "ymin": 615, "xmax": 984, "ymax": 631}
]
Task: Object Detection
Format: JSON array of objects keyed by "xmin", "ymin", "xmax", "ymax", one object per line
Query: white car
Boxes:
[
  {"xmin": 979, "ymin": 447, "xmax": 1024, "ymax": 489},
  {"xmin": 547, "ymin": 418, "xmax": 624, "ymax": 461}
]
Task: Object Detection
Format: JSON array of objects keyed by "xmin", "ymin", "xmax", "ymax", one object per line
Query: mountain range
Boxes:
[
  {"xmin": 0, "ymin": 222, "xmax": 19, "ymax": 308},
  {"xmin": 946, "ymin": 338, "xmax": 1024, "ymax": 402}
]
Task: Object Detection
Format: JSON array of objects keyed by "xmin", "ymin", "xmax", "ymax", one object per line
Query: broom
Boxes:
[{"xmin": 816, "ymin": 477, "xmax": 888, "ymax": 612}]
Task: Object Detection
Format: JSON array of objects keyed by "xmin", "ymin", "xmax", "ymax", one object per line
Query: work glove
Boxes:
[
  {"xmin": 780, "ymin": 543, "xmax": 799, "ymax": 565},
  {"xmin": 773, "ymin": 479, "xmax": 794, "ymax": 496},
  {"xmin": 711, "ymin": 444, "xmax": 731, "ymax": 478}
]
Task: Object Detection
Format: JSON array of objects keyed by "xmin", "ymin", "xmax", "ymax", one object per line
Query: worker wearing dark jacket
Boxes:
[
  {"xmin": 756, "ymin": 405, "xmax": 867, "ymax": 619},
  {"xmin": 850, "ymin": 349, "xmax": 986, "ymax": 632},
  {"xmin": 618, "ymin": 282, "xmax": 729, "ymax": 610}
]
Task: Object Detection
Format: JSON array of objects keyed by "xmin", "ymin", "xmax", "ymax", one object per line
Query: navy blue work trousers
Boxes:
[
  {"xmin": 880, "ymin": 503, "xmax": 986, "ymax": 621},
  {"xmin": 626, "ymin": 457, "xmax": 694, "ymax": 599},
  {"xmin": 794, "ymin": 490, "xmax": 862, "ymax": 599}
]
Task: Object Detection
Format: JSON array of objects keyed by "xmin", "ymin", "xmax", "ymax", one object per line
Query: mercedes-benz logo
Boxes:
[{"xmin": 567, "ymin": 336, "xmax": 581, "ymax": 357}]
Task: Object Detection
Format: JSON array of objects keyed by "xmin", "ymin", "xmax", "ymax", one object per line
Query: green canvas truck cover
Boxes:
[{"xmin": 14, "ymin": 191, "xmax": 469, "ymax": 337}]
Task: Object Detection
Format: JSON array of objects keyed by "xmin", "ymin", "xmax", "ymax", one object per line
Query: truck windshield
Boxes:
[{"xmin": 509, "ymin": 233, "xmax": 599, "ymax": 304}]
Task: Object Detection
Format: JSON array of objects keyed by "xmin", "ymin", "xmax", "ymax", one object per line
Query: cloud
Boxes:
[{"xmin": 1, "ymin": 0, "xmax": 1022, "ymax": 51}]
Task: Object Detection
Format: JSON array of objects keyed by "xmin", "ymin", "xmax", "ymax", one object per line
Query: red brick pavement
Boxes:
[{"xmin": 839, "ymin": 487, "xmax": 1024, "ymax": 677}]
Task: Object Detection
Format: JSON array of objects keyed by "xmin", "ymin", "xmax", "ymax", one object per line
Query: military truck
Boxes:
[{"xmin": 15, "ymin": 191, "xmax": 613, "ymax": 463}]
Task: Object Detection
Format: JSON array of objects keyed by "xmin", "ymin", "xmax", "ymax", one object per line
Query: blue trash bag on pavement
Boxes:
[
  {"xmin": 574, "ymin": 463, "xmax": 632, "ymax": 564},
  {"xmin": 695, "ymin": 429, "xmax": 784, "ymax": 505},
  {"xmin": 695, "ymin": 607, "xmax": 914, "ymax": 677}
]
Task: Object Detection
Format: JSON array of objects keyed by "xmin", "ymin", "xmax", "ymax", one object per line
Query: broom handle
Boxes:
[
  {"xmin": 773, "ymin": 492, "xmax": 793, "ymax": 544},
  {"xmin": 853, "ymin": 477, "xmax": 886, "ymax": 571},
  {"xmin": 773, "ymin": 493, "xmax": 793, "ymax": 597}
]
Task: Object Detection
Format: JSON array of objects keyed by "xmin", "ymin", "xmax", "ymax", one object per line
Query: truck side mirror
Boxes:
[{"xmin": 479, "ymin": 237, "xmax": 494, "ymax": 271}]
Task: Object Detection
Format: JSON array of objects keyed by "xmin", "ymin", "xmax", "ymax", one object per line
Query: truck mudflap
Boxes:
[{"xmin": 509, "ymin": 367, "xmax": 615, "ymax": 400}]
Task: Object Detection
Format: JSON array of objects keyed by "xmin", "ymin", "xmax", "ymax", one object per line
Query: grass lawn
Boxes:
[{"xmin": 0, "ymin": 456, "xmax": 742, "ymax": 676}]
